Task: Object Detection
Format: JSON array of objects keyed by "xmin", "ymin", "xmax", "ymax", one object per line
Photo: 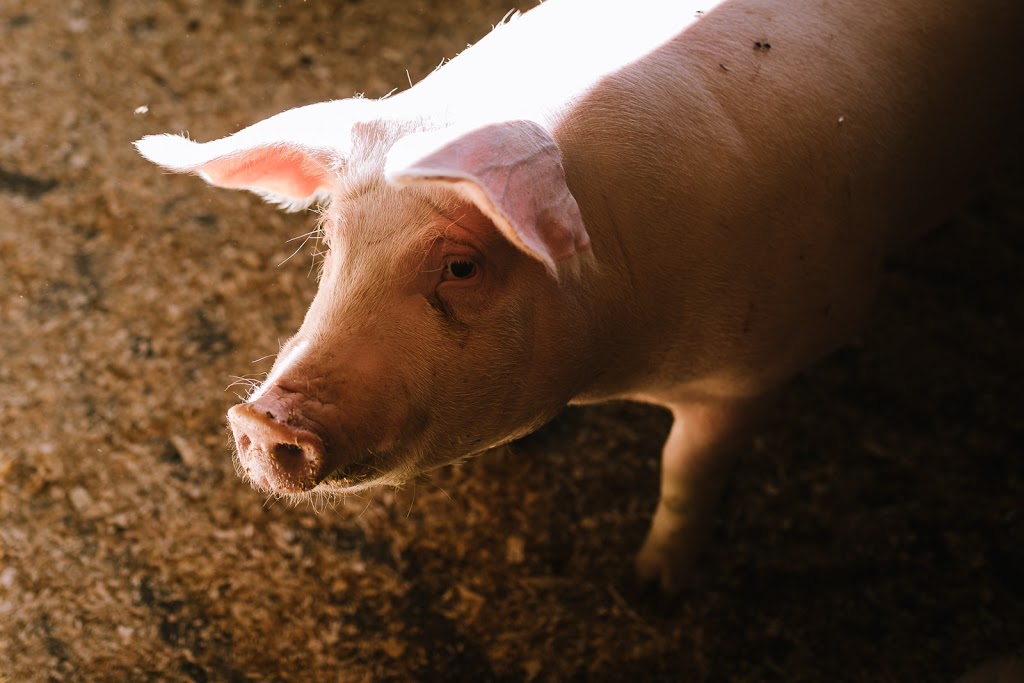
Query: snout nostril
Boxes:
[
  {"xmin": 272, "ymin": 443, "xmax": 306, "ymax": 463},
  {"xmin": 227, "ymin": 400, "xmax": 328, "ymax": 493}
]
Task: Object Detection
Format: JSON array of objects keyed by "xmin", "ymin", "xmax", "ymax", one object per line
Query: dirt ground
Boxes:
[{"xmin": 1, "ymin": 1, "xmax": 1021, "ymax": 681}]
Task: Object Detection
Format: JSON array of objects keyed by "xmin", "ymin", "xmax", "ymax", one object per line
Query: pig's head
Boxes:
[{"xmin": 135, "ymin": 101, "xmax": 593, "ymax": 496}]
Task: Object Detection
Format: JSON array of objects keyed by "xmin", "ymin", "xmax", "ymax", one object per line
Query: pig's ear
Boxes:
[
  {"xmin": 383, "ymin": 120, "xmax": 590, "ymax": 276},
  {"xmin": 133, "ymin": 100, "xmax": 362, "ymax": 211}
]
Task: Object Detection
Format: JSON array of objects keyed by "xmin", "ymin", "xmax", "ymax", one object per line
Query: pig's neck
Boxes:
[{"xmin": 553, "ymin": 100, "xmax": 752, "ymax": 406}]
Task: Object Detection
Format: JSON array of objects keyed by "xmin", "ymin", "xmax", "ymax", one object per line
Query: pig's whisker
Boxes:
[
  {"xmin": 279, "ymin": 224, "xmax": 324, "ymax": 268},
  {"xmin": 285, "ymin": 226, "xmax": 322, "ymax": 244},
  {"xmin": 309, "ymin": 248, "xmax": 329, "ymax": 278},
  {"xmin": 279, "ymin": 240, "xmax": 311, "ymax": 267},
  {"xmin": 324, "ymin": 490, "xmax": 344, "ymax": 514},
  {"xmin": 224, "ymin": 375, "xmax": 261, "ymax": 392},
  {"xmin": 357, "ymin": 489, "xmax": 377, "ymax": 518},
  {"xmin": 405, "ymin": 482, "xmax": 417, "ymax": 519},
  {"xmin": 423, "ymin": 475, "xmax": 453, "ymax": 501}
]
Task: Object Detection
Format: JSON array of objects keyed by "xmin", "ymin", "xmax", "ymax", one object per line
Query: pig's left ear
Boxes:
[
  {"xmin": 133, "ymin": 100, "xmax": 361, "ymax": 211},
  {"xmin": 384, "ymin": 120, "xmax": 590, "ymax": 276}
]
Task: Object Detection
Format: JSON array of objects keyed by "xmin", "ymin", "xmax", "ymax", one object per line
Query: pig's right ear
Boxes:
[
  {"xmin": 134, "ymin": 101, "xmax": 360, "ymax": 211},
  {"xmin": 383, "ymin": 120, "xmax": 590, "ymax": 277}
]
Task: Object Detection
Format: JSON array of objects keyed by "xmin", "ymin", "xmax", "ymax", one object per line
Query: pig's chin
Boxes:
[
  {"xmin": 238, "ymin": 462, "xmax": 395, "ymax": 500},
  {"xmin": 315, "ymin": 461, "xmax": 406, "ymax": 494},
  {"xmin": 242, "ymin": 450, "xmax": 420, "ymax": 498},
  {"xmin": 278, "ymin": 442, "xmax": 494, "ymax": 500},
  {"xmin": 314, "ymin": 445, "xmax": 491, "ymax": 495}
]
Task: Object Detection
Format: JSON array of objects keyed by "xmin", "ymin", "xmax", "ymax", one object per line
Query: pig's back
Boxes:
[{"xmin": 390, "ymin": 0, "xmax": 703, "ymax": 126}]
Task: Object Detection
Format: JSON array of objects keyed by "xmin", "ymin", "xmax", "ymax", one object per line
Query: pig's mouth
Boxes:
[
  {"xmin": 228, "ymin": 399, "xmax": 432, "ymax": 497},
  {"xmin": 228, "ymin": 392, "xmax": 499, "ymax": 498},
  {"xmin": 316, "ymin": 458, "xmax": 397, "ymax": 492},
  {"xmin": 231, "ymin": 438, "xmax": 396, "ymax": 497},
  {"xmin": 319, "ymin": 440, "xmax": 494, "ymax": 493}
]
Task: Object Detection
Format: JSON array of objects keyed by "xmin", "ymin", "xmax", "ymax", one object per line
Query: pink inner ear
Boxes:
[
  {"xmin": 201, "ymin": 146, "xmax": 328, "ymax": 199},
  {"xmin": 384, "ymin": 121, "xmax": 590, "ymax": 276}
]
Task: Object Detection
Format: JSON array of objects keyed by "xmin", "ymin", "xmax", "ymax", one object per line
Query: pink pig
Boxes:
[{"xmin": 136, "ymin": 0, "xmax": 1024, "ymax": 593}]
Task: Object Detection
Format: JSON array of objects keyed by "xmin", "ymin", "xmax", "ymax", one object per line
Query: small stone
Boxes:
[
  {"xmin": 68, "ymin": 486, "xmax": 94, "ymax": 514},
  {"xmin": 506, "ymin": 535, "xmax": 526, "ymax": 564}
]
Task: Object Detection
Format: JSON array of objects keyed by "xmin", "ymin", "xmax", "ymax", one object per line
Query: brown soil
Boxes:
[{"xmin": 1, "ymin": 1, "xmax": 1021, "ymax": 681}]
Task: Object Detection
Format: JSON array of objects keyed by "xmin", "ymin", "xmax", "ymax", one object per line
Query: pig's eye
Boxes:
[{"xmin": 442, "ymin": 258, "xmax": 478, "ymax": 281}]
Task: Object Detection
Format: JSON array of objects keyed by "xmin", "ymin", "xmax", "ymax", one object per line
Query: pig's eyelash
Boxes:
[{"xmin": 391, "ymin": 247, "xmax": 438, "ymax": 285}]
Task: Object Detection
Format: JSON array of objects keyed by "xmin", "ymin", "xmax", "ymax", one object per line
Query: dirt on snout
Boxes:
[{"xmin": 0, "ymin": 1, "xmax": 1021, "ymax": 681}]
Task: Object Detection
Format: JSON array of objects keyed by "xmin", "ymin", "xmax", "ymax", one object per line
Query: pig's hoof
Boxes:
[
  {"xmin": 624, "ymin": 556, "xmax": 687, "ymax": 616},
  {"xmin": 633, "ymin": 543, "xmax": 692, "ymax": 598}
]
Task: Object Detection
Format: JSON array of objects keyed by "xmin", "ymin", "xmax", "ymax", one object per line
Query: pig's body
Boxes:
[{"xmin": 136, "ymin": 0, "xmax": 1024, "ymax": 593}]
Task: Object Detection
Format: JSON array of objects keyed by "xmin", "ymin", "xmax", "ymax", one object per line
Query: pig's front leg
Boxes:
[{"xmin": 635, "ymin": 396, "xmax": 769, "ymax": 595}]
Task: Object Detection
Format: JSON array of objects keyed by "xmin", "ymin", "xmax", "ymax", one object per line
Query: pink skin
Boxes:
[
  {"xmin": 136, "ymin": 0, "xmax": 1024, "ymax": 593},
  {"xmin": 227, "ymin": 196, "xmax": 591, "ymax": 495}
]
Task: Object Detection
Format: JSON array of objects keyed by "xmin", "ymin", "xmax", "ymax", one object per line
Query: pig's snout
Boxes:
[{"xmin": 227, "ymin": 401, "xmax": 328, "ymax": 494}]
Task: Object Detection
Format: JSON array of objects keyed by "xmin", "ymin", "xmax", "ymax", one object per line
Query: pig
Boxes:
[{"xmin": 135, "ymin": 0, "xmax": 1024, "ymax": 594}]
